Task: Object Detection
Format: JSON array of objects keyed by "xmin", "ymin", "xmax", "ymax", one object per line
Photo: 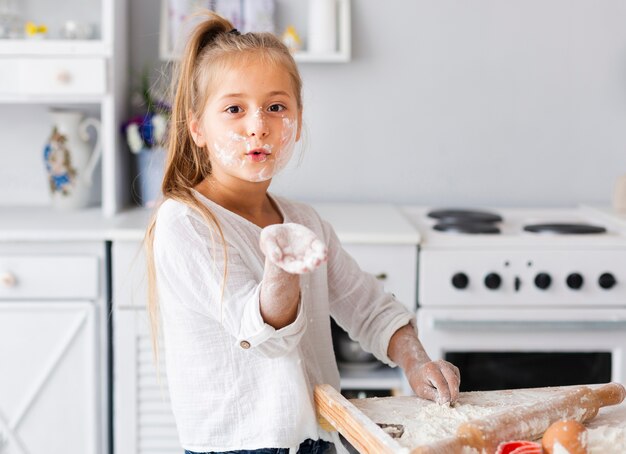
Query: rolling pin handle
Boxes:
[{"xmin": 593, "ymin": 382, "xmax": 626, "ymax": 407}]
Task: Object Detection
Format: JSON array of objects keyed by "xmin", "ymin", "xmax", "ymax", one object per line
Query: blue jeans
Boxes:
[{"xmin": 185, "ymin": 438, "xmax": 332, "ymax": 454}]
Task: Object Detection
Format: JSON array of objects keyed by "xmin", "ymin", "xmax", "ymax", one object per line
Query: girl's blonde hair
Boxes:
[{"xmin": 144, "ymin": 10, "xmax": 303, "ymax": 360}]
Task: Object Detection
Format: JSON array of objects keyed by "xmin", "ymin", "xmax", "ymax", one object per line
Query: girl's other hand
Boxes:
[
  {"xmin": 260, "ymin": 223, "xmax": 328, "ymax": 274},
  {"xmin": 406, "ymin": 359, "xmax": 461, "ymax": 405}
]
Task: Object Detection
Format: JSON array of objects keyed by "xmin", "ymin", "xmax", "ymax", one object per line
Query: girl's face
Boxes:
[{"xmin": 190, "ymin": 57, "xmax": 302, "ymax": 184}]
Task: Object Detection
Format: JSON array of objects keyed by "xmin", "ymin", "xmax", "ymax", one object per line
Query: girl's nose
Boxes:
[{"xmin": 247, "ymin": 110, "xmax": 269, "ymax": 138}]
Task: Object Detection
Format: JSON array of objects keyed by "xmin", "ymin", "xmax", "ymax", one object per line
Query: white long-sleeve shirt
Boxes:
[{"xmin": 153, "ymin": 191, "xmax": 414, "ymax": 452}]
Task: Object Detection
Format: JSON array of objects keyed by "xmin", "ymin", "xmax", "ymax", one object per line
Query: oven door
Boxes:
[{"xmin": 417, "ymin": 307, "xmax": 626, "ymax": 391}]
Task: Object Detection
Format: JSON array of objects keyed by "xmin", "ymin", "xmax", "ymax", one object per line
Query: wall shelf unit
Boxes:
[
  {"xmin": 159, "ymin": 0, "xmax": 351, "ymax": 63},
  {"xmin": 0, "ymin": 0, "xmax": 129, "ymax": 217}
]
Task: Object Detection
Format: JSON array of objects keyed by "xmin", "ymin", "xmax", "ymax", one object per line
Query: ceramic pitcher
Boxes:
[{"xmin": 43, "ymin": 109, "xmax": 101, "ymax": 210}]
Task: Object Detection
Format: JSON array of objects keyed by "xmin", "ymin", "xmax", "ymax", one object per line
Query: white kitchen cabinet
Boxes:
[
  {"xmin": 0, "ymin": 302, "xmax": 98, "ymax": 454},
  {"xmin": 113, "ymin": 240, "xmax": 180, "ymax": 453},
  {"xmin": 114, "ymin": 306, "xmax": 180, "ymax": 453},
  {"xmin": 0, "ymin": 0, "xmax": 128, "ymax": 216},
  {"xmin": 342, "ymin": 243, "xmax": 417, "ymax": 312},
  {"xmin": 0, "ymin": 241, "xmax": 108, "ymax": 454},
  {"xmin": 112, "ymin": 204, "xmax": 419, "ymax": 453}
]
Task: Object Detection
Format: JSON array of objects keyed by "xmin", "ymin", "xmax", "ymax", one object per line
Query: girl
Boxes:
[{"xmin": 145, "ymin": 11, "xmax": 460, "ymax": 454}]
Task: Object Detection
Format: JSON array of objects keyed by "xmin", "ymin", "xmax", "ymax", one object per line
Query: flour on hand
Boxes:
[{"xmin": 260, "ymin": 223, "xmax": 327, "ymax": 274}]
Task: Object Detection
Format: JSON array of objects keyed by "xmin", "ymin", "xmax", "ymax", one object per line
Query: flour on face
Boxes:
[{"xmin": 210, "ymin": 114, "xmax": 297, "ymax": 182}]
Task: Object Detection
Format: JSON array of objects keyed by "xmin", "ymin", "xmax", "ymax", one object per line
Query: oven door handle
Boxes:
[{"xmin": 431, "ymin": 319, "xmax": 626, "ymax": 332}]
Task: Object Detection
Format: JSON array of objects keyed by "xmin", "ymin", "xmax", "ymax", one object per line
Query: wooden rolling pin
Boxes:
[{"xmin": 456, "ymin": 382, "xmax": 626, "ymax": 454}]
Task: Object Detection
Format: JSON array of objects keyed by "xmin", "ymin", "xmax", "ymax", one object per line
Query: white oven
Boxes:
[
  {"xmin": 403, "ymin": 206, "xmax": 626, "ymax": 391},
  {"xmin": 418, "ymin": 307, "xmax": 626, "ymax": 388}
]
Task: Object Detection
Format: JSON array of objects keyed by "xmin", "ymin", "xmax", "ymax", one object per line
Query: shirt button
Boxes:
[{"xmin": 239, "ymin": 340, "xmax": 251, "ymax": 349}]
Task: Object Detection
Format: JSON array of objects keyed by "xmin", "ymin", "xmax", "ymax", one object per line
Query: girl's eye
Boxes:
[
  {"xmin": 226, "ymin": 106, "xmax": 242, "ymax": 114},
  {"xmin": 268, "ymin": 104, "xmax": 286, "ymax": 113}
]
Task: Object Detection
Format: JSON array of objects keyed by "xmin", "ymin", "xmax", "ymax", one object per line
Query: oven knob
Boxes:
[
  {"xmin": 534, "ymin": 272, "xmax": 552, "ymax": 290},
  {"xmin": 452, "ymin": 273, "xmax": 469, "ymax": 289},
  {"xmin": 598, "ymin": 273, "xmax": 617, "ymax": 289},
  {"xmin": 484, "ymin": 273, "xmax": 501, "ymax": 290},
  {"xmin": 566, "ymin": 273, "xmax": 584, "ymax": 290}
]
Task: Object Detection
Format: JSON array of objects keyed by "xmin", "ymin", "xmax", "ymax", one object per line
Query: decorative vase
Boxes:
[
  {"xmin": 135, "ymin": 147, "xmax": 166, "ymax": 208},
  {"xmin": 43, "ymin": 109, "xmax": 101, "ymax": 210}
]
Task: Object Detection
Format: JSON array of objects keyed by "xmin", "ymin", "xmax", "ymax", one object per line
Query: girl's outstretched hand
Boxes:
[{"xmin": 260, "ymin": 223, "xmax": 328, "ymax": 274}]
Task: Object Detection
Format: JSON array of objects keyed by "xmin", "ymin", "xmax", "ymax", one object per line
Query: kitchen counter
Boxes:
[
  {"xmin": 0, "ymin": 203, "xmax": 421, "ymax": 244},
  {"xmin": 0, "ymin": 205, "xmax": 154, "ymax": 241},
  {"xmin": 582, "ymin": 205, "xmax": 626, "ymax": 230},
  {"xmin": 317, "ymin": 383, "xmax": 626, "ymax": 453},
  {"xmin": 585, "ymin": 398, "xmax": 626, "ymax": 452}
]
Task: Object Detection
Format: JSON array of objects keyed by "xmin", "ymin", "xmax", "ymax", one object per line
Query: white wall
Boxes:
[
  {"xmin": 275, "ymin": 0, "xmax": 626, "ymax": 207},
  {"xmin": 3, "ymin": 1, "xmax": 626, "ymax": 208}
]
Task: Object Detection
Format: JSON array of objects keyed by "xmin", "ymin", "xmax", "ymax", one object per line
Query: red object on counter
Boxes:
[{"xmin": 495, "ymin": 440, "xmax": 542, "ymax": 454}]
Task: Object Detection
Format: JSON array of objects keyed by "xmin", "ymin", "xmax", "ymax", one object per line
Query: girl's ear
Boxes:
[
  {"xmin": 296, "ymin": 109, "xmax": 303, "ymax": 141},
  {"xmin": 188, "ymin": 112, "xmax": 206, "ymax": 147}
]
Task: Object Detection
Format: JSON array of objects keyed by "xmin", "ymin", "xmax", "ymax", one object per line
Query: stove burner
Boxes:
[
  {"xmin": 434, "ymin": 221, "xmax": 501, "ymax": 234},
  {"xmin": 428, "ymin": 209, "xmax": 503, "ymax": 224},
  {"xmin": 523, "ymin": 223, "xmax": 607, "ymax": 235}
]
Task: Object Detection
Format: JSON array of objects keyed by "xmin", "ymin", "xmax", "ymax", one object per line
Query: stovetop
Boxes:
[
  {"xmin": 401, "ymin": 206, "xmax": 626, "ymax": 249},
  {"xmin": 402, "ymin": 206, "xmax": 626, "ymax": 306}
]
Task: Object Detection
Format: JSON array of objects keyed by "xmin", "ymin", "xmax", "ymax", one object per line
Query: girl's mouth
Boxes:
[{"xmin": 246, "ymin": 148, "xmax": 271, "ymax": 163}]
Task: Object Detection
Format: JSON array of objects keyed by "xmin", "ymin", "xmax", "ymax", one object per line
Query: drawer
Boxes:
[
  {"xmin": 342, "ymin": 244, "xmax": 417, "ymax": 311},
  {"xmin": 0, "ymin": 255, "xmax": 99, "ymax": 300},
  {"xmin": 0, "ymin": 57, "xmax": 106, "ymax": 96}
]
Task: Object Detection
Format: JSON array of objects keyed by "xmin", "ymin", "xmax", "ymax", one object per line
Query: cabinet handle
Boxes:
[
  {"xmin": 1, "ymin": 272, "xmax": 17, "ymax": 288},
  {"xmin": 56, "ymin": 70, "xmax": 72, "ymax": 85},
  {"xmin": 375, "ymin": 273, "xmax": 388, "ymax": 281},
  {"xmin": 432, "ymin": 318, "xmax": 626, "ymax": 332}
]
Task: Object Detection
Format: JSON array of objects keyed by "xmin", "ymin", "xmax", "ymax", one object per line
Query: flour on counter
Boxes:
[
  {"xmin": 588, "ymin": 426, "xmax": 626, "ymax": 454},
  {"xmin": 351, "ymin": 389, "xmax": 562, "ymax": 448},
  {"xmin": 586, "ymin": 402, "xmax": 626, "ymax": 454},
  {"xmin": 350, "ymin": 388, "xmax": 626, "ymax": 452},
  {"xmin": 352, "ymin": 394, "xmax": 496, "ymax": 448}
]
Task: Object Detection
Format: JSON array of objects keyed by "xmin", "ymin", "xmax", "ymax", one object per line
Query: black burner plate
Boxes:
[
  {"xmin": 523, "ymin": 223, "xmax": 607, "ymax": 234},
  {"xmin": 434, "ymin": 221, "xmax": 501, "ymax": 234},
  {"xmin": 428, "ymin": 209, "xmax": 503, "ymax": 224}
]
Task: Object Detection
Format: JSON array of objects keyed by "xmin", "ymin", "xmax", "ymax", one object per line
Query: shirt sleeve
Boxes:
[
  {"xmin": 154, "ymin": 207, "xmax": 307, "ymax": 358},
  {"xmin": 323, "ymin": 220, "xmax": 415, "ymax": 367}
]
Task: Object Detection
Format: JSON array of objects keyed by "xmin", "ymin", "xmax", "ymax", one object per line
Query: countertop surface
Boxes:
[
  {"xmin": 0, "ymin": 202, "xmax": 421, "ymax": 244},
  {"xmin": 348, "ymin": 384, "xmax": 626, "ymax": 453},
  {"xmin": 583, "ymin": 205, "xmax": 626, "ymax": 229}
]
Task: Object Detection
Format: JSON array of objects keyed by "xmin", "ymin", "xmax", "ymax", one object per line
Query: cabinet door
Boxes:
[
  {"xmin": 114, "ymin": 308, "xmax": 180, "ymax": 454},
  {"xmin": 343, "ymin": 243, "xmax": 417, "ymax": 311},
  {"xmin": 0, "ymin": 302, "xmax": 98, "ymax": 454}
]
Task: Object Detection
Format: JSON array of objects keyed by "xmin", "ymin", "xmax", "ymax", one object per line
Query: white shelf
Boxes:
[
  {"xmin": 293, "ymin": 50, "xmax": 350, "ymax": 63},
  {"xmin": 0, "ymin": 39, "xmax": 109, "ymax": 57},
  {"xmin": 294, "ymin": 0, "xmax": 352, "ymax": 63},
  {"xmin": 0, "ymin": 93, "xmax": 105, "ymax": 104},
  {"xmin": 339, "ymin": 365, "xmax": 404, "ymax": 390},
  {"xmin": 159, "ymin": 0, "xmax": 351, "ymax": 63}
]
